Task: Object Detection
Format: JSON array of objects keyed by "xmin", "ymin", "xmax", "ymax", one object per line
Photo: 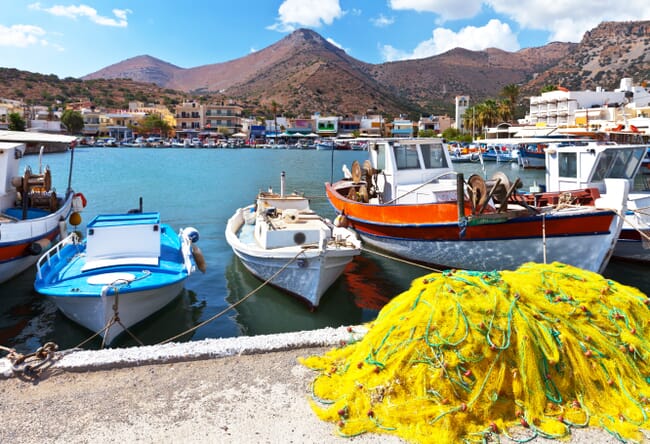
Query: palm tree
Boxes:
[
  {"xmin": 497, "ymin": 99, "xmax": 512, "ymax": 123},
  {"xmin": 500, "ymin": 84, "xmax": 520, "ymax": 121}
]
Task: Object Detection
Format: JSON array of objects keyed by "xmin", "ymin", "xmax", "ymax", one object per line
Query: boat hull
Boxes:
[
  {"xmin": 226, "ymin": 206, "xmax": 359, "ymax": 308},
  {"xmin": 48, "ymin": 281, "xmax": 185, "ymax": 344},
  {"xmin": 326, "ymin": 182, "xmax": 621, "ymax": 273},
  {"xmin": 0, "ymin": 192, "xmax": 73, "ymax": 283}
]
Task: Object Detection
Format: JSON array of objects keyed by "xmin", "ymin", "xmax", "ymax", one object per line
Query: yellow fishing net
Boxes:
[{"xmin": 300, "ymin": 262, "xmax": 650, "ymax": 443}]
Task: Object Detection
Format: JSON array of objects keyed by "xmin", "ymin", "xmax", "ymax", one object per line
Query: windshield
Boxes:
[{"xmin": 592, "ymin": 147, "xmax": 645, "ymax": 181}]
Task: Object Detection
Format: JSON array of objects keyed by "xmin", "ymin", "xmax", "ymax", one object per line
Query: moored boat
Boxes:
[
  {"xmin": 326, "ymin": 138, "xmax": 628, "ymax": 272},
  {"xmin": 225, "ymin": 172, "xmax": 361, "ymax": 308},
  {"xmin": 0, "ymin": 138, "xmax": 82, "ymax": 284},
  {"xmin": 539, "ymin": 140, "xmax": 650, "ymax": 262},
  {"xmin": 34, "ymin": 212, "xmax": 204, "ymax": 345}
]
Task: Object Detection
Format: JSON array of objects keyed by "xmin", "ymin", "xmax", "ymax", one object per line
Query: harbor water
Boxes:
[{"xmin": 1, "ymin": 147, "xmax": 648, "ymax": 352}]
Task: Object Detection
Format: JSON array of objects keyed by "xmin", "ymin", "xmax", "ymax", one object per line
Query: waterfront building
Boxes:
[
  {"xmin": 389, "ymin": 118, "xmax": 415, "ymax": 137},
  {"xmin": 203, "ymin": 102, "xmax": 243, "ymax": 136},
  {"xmin": 454, "ymin": 95, "xmax": 470, "ymax": 131},
  {"xmin": 338, "ymin": 118, "xmax": 361, "ymax": 137},
  {"xmin": 359, "ymin": 115, "xmax": 383, "ymax": 137},
  {"xmin": 527, "ymin": 78, "xmax": 650, "ymax": 128},
  {"xmin": 1, "ymin": 98, "xmax": 26, "ymax": 128},
  {"xmin": 81, "ymin": 109, "xmax": 101, "ymax": 137},
  {"xmin": 418, "ymin": 115, "xmax": 452, "ymax": 134},
  {"xmin": 315, "ymin": 115, "xmax": 339, "ymax": 137},
  {"xmin": 286, "ymin": 118, "xmax": 314, "ymax": 135}
]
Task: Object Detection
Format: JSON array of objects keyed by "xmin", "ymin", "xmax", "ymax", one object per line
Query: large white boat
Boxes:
[
  {"xmin": 541, "ymin": 140, "xmax": 650, "ymax": 262},
  {"xmin": 225, "ymin": 172, "xmax": 361, "ymax": 308},
  {"xmin": 0, "ymin": 136, "xmax": 81, "ymax": 284}
]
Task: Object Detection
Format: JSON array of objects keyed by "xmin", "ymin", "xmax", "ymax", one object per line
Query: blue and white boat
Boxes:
[{"xmin": 34, "ymin": 212, "xmax": 205, "ymax": 345}]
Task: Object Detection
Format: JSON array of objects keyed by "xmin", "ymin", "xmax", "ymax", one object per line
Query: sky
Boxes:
[{"xmin": 1, "ymin": 0, "xmax": 650, "ymax": 79}]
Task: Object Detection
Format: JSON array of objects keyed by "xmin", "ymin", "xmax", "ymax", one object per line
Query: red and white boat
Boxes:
[
  {"xmin": 0, "ymin": 135, "xmax": 81, "ymax": 283},
  {"xmin": 326, "ymin": 138, "xmax": 629, "ymax": 273}
]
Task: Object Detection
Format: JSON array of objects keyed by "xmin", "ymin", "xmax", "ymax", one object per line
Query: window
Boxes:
[
  {"xmin": 558, "ymin": 153, "xmax": 577, "ymax": 178},
  {"xmin": 393, "ymin": 144, "xmax": 420, "ymax": 170},
  {"xmin": 421, "ymin": 143, "xmax": 448, "ymax": 168},
  {"xmin": 593, "ymin": 148, "xmax": 645, "ymax": 180}
]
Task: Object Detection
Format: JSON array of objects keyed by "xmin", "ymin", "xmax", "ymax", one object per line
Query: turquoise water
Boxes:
[{"xmin": 1, "ymin": 147, "xmax": 648, "ymax": 351}]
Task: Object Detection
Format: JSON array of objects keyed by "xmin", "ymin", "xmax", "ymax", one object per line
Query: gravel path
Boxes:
[{"xmin": 0, "ymin": 328, "xmax": 626, "ymax": 443}]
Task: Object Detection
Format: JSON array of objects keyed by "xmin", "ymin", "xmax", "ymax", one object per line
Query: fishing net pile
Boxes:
[{"xmin": 300, "ymin": 262, "xmax": 650, "ymax": 443}]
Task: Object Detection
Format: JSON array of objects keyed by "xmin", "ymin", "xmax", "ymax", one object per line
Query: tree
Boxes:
[
  {"xmin": 8, "ymin": 112, "xmax": 26, "ymax": 131},
  {"xmin": 139, "ymin": 114, "xmax": 171, "ymax": 137},
  {"xmin": 61, "ymin": 109, "xmax": 84, "ymax": 134},
  {"xmin": 500, "ymin": 84, "xmax": 520, "ymax": 121}
]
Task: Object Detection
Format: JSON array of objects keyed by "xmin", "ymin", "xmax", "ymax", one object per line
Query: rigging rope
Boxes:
[{"xmin": 159, "ymin": 248, "xmax": 307, "ymax": 345}]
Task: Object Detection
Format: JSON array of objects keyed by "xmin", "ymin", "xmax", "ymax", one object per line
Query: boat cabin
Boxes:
[
  {"xmin": 545, "ymin": 141, "xmax": 648, "ymax": 193},
  {"xmin": 83, "ymin": 212, "xmax": 162, "ymax": 270},
  {"xmin": 365, "ymin": 138, "xmax": 455, "ymax": 204}
]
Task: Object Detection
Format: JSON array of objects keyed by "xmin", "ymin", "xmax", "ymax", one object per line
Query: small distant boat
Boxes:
[
  {"xmin": 316, "ymin": 140, "xmax": 334, "ymax": 151},
  {"xmin": 480, "ymin": 144, "xmax": 519, "ymax": 162},
  {"xmin": 34, "ymin": 211, "xmax": 205, "ymax": 345},
  {"xmin": 450, "ymin": 151, "xmax": 480, "ymax": 163},
  {"xmin": 225, "ymin": 172, "xmax": 361, "ymax": 308},
  {"xmin": 0, "ymin": 134, "xmax": 82, "ymax": 284}
]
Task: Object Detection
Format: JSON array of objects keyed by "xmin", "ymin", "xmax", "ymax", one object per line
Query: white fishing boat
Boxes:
[
  {"xmin": 225, "ymin": 172, "xmax": 361, "ymax": 308},
  {"xmin": 541, "ymin": 140, "xmax": 650, "ymax": 262},
  {"xmin": 0, "ymin": 136, "xmax": 82, "ymax": 284},
  {"xmin": 34, "ymin": 212, "xmax": 205, "ymax": 345}
]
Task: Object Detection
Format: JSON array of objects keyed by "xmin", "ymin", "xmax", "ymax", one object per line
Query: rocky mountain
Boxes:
[
  {"xmin": 83, "ymin": 28, "xmax": 580, "ymax": 116},
  {"xmin": 524, "ymin": 21, "xmax": 650, "ymax": 92}
]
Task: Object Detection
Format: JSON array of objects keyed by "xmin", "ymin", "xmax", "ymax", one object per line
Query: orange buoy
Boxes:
[{"xmin": 69, "ymin": 211, "xmax": 82, "ymax": 226}]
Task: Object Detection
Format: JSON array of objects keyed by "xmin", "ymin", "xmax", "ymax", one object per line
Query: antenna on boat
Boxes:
[{"xmin": 128, "ymin": 197, "xmax": 143, "ymax": 214}]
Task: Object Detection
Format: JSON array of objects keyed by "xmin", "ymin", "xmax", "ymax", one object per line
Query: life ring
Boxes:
[{"xmin": 74, "ymin": 192, "xmax": 87, "ymax": 208}]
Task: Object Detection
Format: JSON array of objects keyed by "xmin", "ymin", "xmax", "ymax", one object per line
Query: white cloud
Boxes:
[
  {"xmin": 382, "ymin": 19, "xmax": 519, "ymax": 61},
  {"xmin": 371, "ymin": 14, "xmax": 395, "ymax": 27},
  {"xmin": 268, "ymin": 0, "xmax": 344, "ymax": 32},
  {"xmin": 326, "ymin": 37, "xmax": 350, "ymax": 54},
  {"xmin": 380, "ymin": 44, "xmax": 410, "ymax": 62},
  {"xmin": 389, "ymin": 0, "xmax": 483, "ymax": 21},
  {"xmin": 29, "ymin": 3, "xmax": 131, "ymax": 27},
  {"xmin": 0, "ymin": 24, "xmax": 47, "ymax": 47},
  {"xmin": 488, "ymin": 0, "xmax": 650, "ymax": 43}
]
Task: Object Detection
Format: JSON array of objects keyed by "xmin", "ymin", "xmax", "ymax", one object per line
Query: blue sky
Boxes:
[{"xmin": 1, "ymin": 0, "xmax": 649, "ymax": 79}]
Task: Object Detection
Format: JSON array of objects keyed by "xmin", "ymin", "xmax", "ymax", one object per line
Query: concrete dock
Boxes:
[{"xmin": 0, "ymin": 327, "xmax": 623, "ymax": 443}]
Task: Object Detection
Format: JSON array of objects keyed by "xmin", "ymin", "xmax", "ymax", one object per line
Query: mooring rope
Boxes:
[
  {"xmin": 159, "ymin": 248, "xmax": 308, "ymax": 345},
  {"xmin": 1, "ymin": 342, "xmax": 58, "ymax": 379}
]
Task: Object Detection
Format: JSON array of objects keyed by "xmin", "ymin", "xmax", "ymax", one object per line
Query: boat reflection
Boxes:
[
  {"xmin": 225, "ymin": 251, "xmax": 425, "ymax": 336},
  {"xmin": 226, "ymin": 255, "xmax": 366, "ymax": 336}
]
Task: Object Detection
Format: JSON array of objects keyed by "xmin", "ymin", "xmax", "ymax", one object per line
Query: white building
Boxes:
[
  {"xmin": 454, "ymin": 96, "xmax": 469, "ymax": 131},
  {"xmin": 527, "ymin": 78, "xmax": 650, "ymax": 128}
]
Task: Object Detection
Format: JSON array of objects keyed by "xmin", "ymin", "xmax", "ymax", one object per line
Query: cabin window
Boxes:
[
  {"xmin": 592, "ymin": 148, "xmax": 644, "ymax": 181},
  {"xmin": 421, "ymin": 143, "xmax": 448, "ymax": 168},
  {"xmin": 558, "ymin": 153, "xmax": 577, "ymax": 178},
  {"xmin": 393, "ymin": 144, "xmax": 420, "ymax": 170}
]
